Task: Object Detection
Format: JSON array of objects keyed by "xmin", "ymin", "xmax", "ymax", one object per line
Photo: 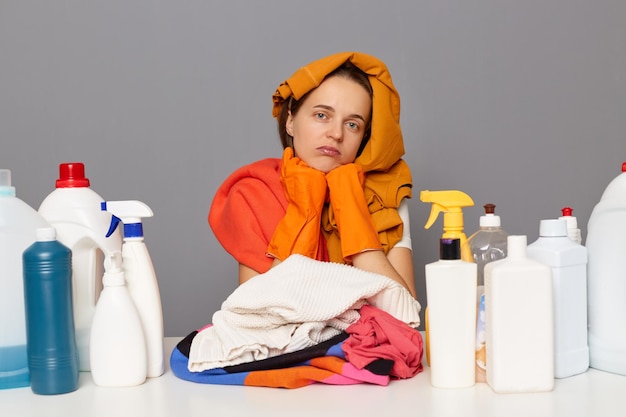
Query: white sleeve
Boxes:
[{"xmin": 392, "ymin": 199, "xmax": 412, "ymax": 251}]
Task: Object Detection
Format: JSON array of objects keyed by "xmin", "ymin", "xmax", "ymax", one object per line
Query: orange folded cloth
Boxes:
[{"xmin": 208, "ymin": 158, "xmax": 286, "ymax": 274}]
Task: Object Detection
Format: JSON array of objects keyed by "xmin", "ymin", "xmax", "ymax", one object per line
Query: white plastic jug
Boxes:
[
  {"xmin": 38, "ymin": 163, "xmax": 122, "ymax": 371},
  {"xmin": 586, "ymin": 162, "xmax": 626, "ymax": 375},
  {"xmin": 0, "ymin": 169, "xmax": 50, "ymax": 389}
]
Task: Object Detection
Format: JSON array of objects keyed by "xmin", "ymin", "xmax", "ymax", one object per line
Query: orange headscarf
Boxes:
[{"xmin": 272, "ymin": 52, "xmax": 413, "ymax": 262}]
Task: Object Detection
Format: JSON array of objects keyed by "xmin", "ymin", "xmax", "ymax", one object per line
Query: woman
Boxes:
[{"xmin": 209, "ymin": 52, "xmax": 416, "ymax": 297}]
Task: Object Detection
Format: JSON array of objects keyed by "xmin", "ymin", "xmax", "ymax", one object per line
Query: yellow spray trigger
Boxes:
[
  {"xmin": 420, "ymin": 189, "xmax": 474, "ymax": 261},
  {"xmin": 420, "ymin": 190, "xmax": 474, "ymax": 230}
]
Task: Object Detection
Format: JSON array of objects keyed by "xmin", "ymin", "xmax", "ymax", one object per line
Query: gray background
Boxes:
[{"xmin": 2, "ymin": 0, "xmax": 624, "ymax": 336}]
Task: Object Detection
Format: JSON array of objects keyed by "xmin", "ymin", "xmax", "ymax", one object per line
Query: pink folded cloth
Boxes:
[{"xmin": 343, "ymin": 304, "xmax": 424, "ymax": 379}]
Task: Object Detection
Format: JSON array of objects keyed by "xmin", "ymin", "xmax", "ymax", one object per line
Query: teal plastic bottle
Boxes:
[{"xmin": 23, "ymin": 227, "xmax": 79, "ymax": 395}]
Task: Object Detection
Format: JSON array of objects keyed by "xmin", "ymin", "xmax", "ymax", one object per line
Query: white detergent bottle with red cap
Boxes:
[
  {"xmin": 527, "ymin": 219, "xmax": 588, "ymax": 378},
  {"xmin": 0, "ymin": 169, "xmax": 50, "ymax": 390},
  {"xmin": 586, "ymin": 161, "xmax": 626, "ymax": 375},
  {"xmin": 38, "ymin": 162, "xmax": 122, "ymax": 371},
  {"xmin": 101, "ymin": 200, "xmax": 164, "ymax": 378},
  {"xmin": 559, "ymin": 207, "xmax": 582, "ymax": 244}
]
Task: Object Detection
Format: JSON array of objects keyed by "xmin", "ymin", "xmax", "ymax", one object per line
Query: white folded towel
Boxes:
[{"xmin": 188, "ymin": 254, "xmax": 421, "ymax": 372}]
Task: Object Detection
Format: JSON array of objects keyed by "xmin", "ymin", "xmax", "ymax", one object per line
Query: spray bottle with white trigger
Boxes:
[{"xmin": 101, "ymin": 200, "xmax": 164, "ymax": 378}]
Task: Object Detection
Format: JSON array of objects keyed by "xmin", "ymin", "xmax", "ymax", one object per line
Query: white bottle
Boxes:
[
  {"xmin": 586, "ymin": 161, "xmax": 626, "ymax": 375},
  {"xmin": 425, "ymin": 238, "xmax": 477, "ymax": 388},
  {"xmin": 90, "ymin": 252, "xmax": 147, "ymax": 387},
  {"xmin": 101, "ymin": 200, "xmax": 164, "ymax": 378},
  {"xmin": 467, "ymin": 203, "xmax": 508, "ymax": 382},
  {"xmin": 485, "ymin": 235, "xmax": 554, "ymax": 393},
  {"xmin": 527, "ymin": 219, "xmax": 588, "ymax": 378},
  {"xmin": 558, "ymin": 207, "xmax": 582, "ymax": 244},
  {"xmin": 38, "ymin": 162, "xmax": 122, "ymax": 371},
  {"xmin": 0, "ymin": 169, "xmax": 50, "ymax": 389}
]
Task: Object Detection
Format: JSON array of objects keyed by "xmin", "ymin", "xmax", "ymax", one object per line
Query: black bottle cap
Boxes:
[{"xmin": 440, "ymin": 238, "xmax": 461, "ymax": 260}]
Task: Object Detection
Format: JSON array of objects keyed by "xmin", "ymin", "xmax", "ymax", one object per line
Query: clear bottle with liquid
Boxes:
[
  {"xmin": 468, "ymin": 204, "xmax": 508, "ymax": 288},
  {"xmin": 467, "ymin": 203, "xmax": 508, "ymax": 383}
]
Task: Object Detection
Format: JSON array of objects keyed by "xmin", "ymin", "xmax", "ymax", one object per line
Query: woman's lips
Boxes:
[{"xmin": 317, "ymin": 146, "xmax": 340, "ymax": 156}]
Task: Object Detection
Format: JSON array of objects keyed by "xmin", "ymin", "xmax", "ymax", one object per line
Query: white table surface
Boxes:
[{"xmin": 3, "ymin": 337, "xmax": 626, "ymax": 417}]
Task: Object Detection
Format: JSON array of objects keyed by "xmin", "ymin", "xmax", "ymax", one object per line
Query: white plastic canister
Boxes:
[
  {"xmin": 38, "ymin": 163, "xmax": 122, "ymax": 371},
  {"xmin": 0, "ymin": 169, "xmax": 50, "ymax": 389},
  {"xmin": 586, "ymin": 162, "xmax": 626, "ymax": 375},
  {"xmin": 527, "ymin": 219, "xmax": 588, "ymax": 378}
]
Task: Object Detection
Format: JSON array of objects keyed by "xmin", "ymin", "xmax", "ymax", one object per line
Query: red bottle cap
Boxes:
[
  {"xmin": 561, "ymin": 207, "xmax": 573, "ymax": 217},
  {"xmin": 622, "ymin": 162, "xmax": 626, "ymax": 173},
  {"xmin": 56, "ymin": 162, "xmax": 90, "ymax": 188}
]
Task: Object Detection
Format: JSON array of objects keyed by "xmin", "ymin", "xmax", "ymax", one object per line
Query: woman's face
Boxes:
[{"xmin": 286, "ymin": 75, "xmax": 371, "ymax": 173}]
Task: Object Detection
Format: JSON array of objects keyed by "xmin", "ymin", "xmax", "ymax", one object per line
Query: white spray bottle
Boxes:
[
  {"xmin": 90, "ymin": 251, "xmax": 147, "ymax": 387},
  {"xmin": 101, "ymin": 200, "xmax": 164, "ymax": 378}
]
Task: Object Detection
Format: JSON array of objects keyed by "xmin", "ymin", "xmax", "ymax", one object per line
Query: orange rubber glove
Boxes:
[
  {"xmin": 267, "ymin": 148, "xmax": 328, "ymax": 261},
  {"xmin": 326, "ymin": 163, "xmax": 383, "ymax": 262}
]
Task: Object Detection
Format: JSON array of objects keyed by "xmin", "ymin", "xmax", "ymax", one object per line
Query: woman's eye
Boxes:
[
  {"xmin": 347, "ymin": 121, "xmax": 359, "ymax": 130},
  {"xmin": 315, "ymin": 112, "xmax": 327, "ymax": 120}
]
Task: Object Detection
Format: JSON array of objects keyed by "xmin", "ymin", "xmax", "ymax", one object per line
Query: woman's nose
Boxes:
[{"xmin": 327, "ymin": 121, "xmax": 343, "ymax": 142}]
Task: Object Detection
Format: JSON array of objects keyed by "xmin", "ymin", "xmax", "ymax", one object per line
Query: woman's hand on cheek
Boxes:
[
  {"xmin": 326, "ymin": 163, "xmax": 382, "ymax": 262},
  {"xmin": 266, "ymin": 147, "xmax": 328, "ymax": 261},
  {"xmin": 281, "ymin": 147, "xmax": 328, "ymax": 200},
  {"xmin": 326, "ymin": 163, "xmax": 366, "ymax": 187}
]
